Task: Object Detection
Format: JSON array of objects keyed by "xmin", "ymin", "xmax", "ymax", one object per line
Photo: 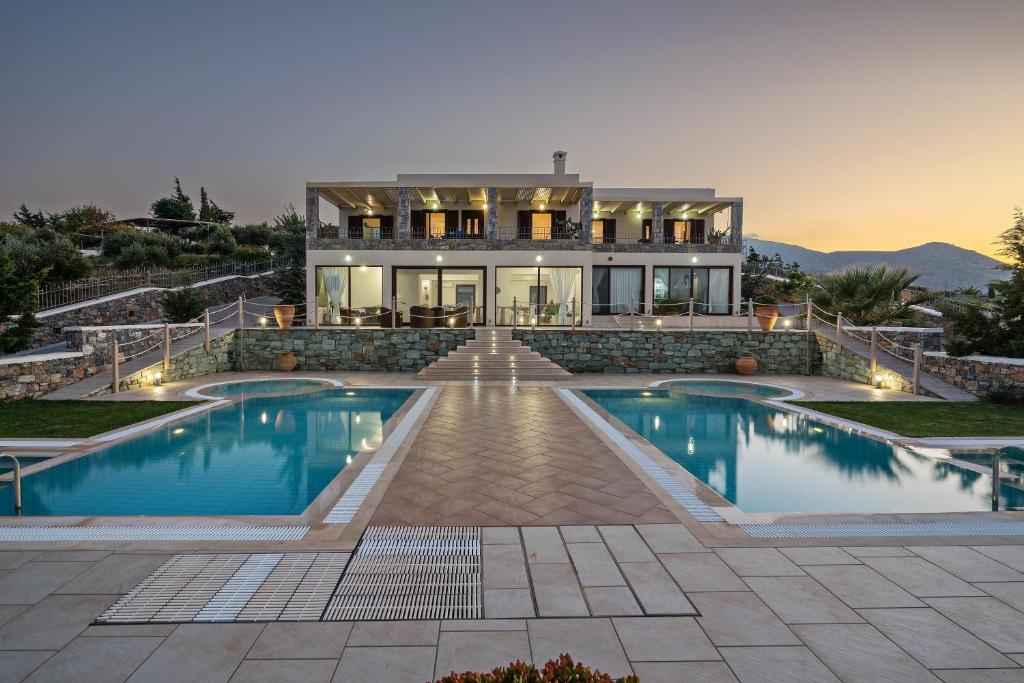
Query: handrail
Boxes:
[
  {"xmin": 0, "ymin": 454, "xmax": 22, "ymax": 515},
  {"xmin": 992, "ymin": 446, "xmax": 1024, "ymax": 511}
]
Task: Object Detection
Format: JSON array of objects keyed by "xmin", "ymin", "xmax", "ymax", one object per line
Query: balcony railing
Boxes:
[
  {"xmin": 592, "ymin": 232, "xmax": 734, "ymax": 246},
  {"xmin": 495, "ymin": 226, "xmax": 580, "ymax": 241}
]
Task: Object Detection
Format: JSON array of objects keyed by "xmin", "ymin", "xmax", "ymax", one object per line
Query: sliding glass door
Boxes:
[
  {"xmin": 653, "ymin": 266, "xmax": 732, "ymax": 314},
  {"xmin": 592, "ymin": 266, "xmax": 643, "ymax": 315},
  {"xmin": 495, "ymin": 266, "xmax": 582, "ymax": 325},
  {"xmin": 393, "ymin": 267, "xmax": 485, "ymax": 325},
  {"xmin": 315, "ymin": 265, "xmax": 384, "ymax": 324}
]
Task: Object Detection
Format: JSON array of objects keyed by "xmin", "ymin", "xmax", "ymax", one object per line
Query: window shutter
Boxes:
[
  {"xmin": 692, "ymin": 219, "xmax": 706, "ymax": 243},
  {"xmin": 605, "ymin": 219, "xmax": 616, "ymax": 243},
  {"xmin": 663, "ymin": 219, "xmax": 676, "ymax": 244},
  {"xmin": 379, "ymin": 214, "xmax": 394, "ymax": 239},
  {"xmin": 517, "ymin": 210, "xmax": 531, "ymax": 239},
  {"xmin": 347, "ymin": 214, "xmax": 362, "ymax": 239},
  {"xmin": 410, "ymin": 210, "xmax": 426, "ymax": 239}
]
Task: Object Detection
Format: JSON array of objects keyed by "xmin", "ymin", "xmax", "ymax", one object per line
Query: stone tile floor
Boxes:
[
  {"xmin": 4, "ymin": 532, "xmax": 1024, "ymax": 681},
  {"xmin": 370, "ymin": 386, "xmax": 678, "ymax": 527}
]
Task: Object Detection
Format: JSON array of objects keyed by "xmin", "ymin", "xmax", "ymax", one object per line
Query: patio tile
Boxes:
[
  {"xmin": 860, "ymin": 557, "xmax": 984, "ymax": 597},
  {"xmin": 804, "ymin": 565, "xmax": 924, "ymax": 608},
  {"xmin": 0, "ymin": 652, "xmax": 55, "ymax": 683},
  {"xmin": 55, "ymin": 553, "xmax": 171, "ymax": 595},
  {"xmin": 127, "ymin": 623, "xmax": 265, "ymax": 683},
  {"xmin": 26, "ymin": 636, "xmax": 163, "ymax": 683},
  {"xmin": 719, "ymin": 646, "xmax": 839, "ymax": 683},
  {"xmin": 598, "ymin": 526, "xmax": 655, "ymax": 562},
  {"xmin": 925, "ymin": 597, "xmax": 1024, "ymax": 653},
  {"xmin": 565, "ymin": 543, "xmax": 625, "ymax": 586},
  {"xmin": 521, "ymin": 527, "xmax": 569, "ymax": 563},
  {"xmin": 529, "ymin": 564, "xmax": 589, "ymax": 617},
  {"xmin": 635, "ymin": 524, "xmax": 706, "ymax": 553},
  {"xmin": 347, "ymin": 620, "xmax": 438, "ymax": 646},
  {"xmin": 743, "ymin": 576, "xmax": 863, "ymax": 624},
  {"xmin": 584, "ymin": 587, "xmax": 642, "ymax": 616},
  {"xmin": 0, "ymin": 562, "xmax": 93, "ymax": 604},
  {"xmin": 631, "ymin": 662, "xmax": 738, "ymax": 683},
  {"xmin": 0, "ymin": 551, "xmax": 41, "ymax": 570},
  {"xmin": 971, "ymin": 546, "xmax": 1024, "ymax": 572},
  {"xmin": 484, "ymin": 589, "xmax": 535, "ymax": 618},
  {"xmin": 0, "ymin": 594, "xmax": 115, "ymax": 650},
  {"xmin": 908, "ymin": 546, "xmax": 1024, "ymax": 582},
  {"xmin": 333, "ymin": 647, "xmax": 435, "ymax": 683},
  {"xmin": 659, "ymin": 553, "xmax": 747, "ymax": 592},
  {"xmin": 482, "ymin": 527, "xmax": 520, "ymax": 545},
  {"xmin": 859, "ymin": 608, "xmax": 1016, "ymax": 669},
  {"xmin": 612, "ymin": 616, "xmax": 719, "ymax": 661},
  {"xmin": 715, "ymin": 548, "xmax": 805, "ymax": 576},
  {"xmin": 528, "ymin": 618, "xmax": 632, "ymax": 677},
  {"xmin": 434, "ymin": 631, "xmax": 531, "ymax": 678},
  {"xmin": 974, "ymin": 582, "xmax": 1024, "ymax": 612},
  {"xmin": 482, "ymin": 544, "xmax": 529, "ymax": 589},
  {"xmin": 619, "ymin": 562, "xmax": 694, "ymax": 614},
  {"xmin": 441, "ymin": 619, "xmax": 526, "ymax": 631},
  {"xmin": 81, "ymin": 624, "xmax": 178, "ymax": 637},
  {"xmin": 247, "ymin": 622, "xmax": 352, "ymax": 659},
  {"xmin": 690, "ymin": 592, "xmax": 800, "ymax": 646},
  {"xmin": 778, "ymin": 547, "xmax": 860, "ymax": 566},
  {"xmin": 793, "ymin": 623, "xmax": 938, "ymax": 682},
  {"xmin": 842, "ymin": 546, "xmax": 913, "ymax": 557},
  {"xmin": 934, "ymin": 671, "xmax": 1024, "ymax": 682},
  {"xmin": 0, "ymin": 604, "xmax": 29, "ymax": 628},
  {"xmin": 35, "ymin": 551, "xmax": 111, "ymax": 562},
  {"xmin": 231, "ymin": 659, "xmax": 336, "ymax": 683}
]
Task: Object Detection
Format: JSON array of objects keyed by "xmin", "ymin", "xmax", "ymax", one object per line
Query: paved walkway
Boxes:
[{"xmin": 369, "ymin": 386, "xmax": 678, "ymax": 526}]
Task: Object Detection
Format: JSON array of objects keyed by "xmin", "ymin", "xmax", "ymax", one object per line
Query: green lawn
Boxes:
[
  {"xmin": 792, "ymin": 401, "xmax": 1024, "ymax": 437},
  {"xmin": 0, "ymin": 400, "xmax": 201, "ymax": 438}
]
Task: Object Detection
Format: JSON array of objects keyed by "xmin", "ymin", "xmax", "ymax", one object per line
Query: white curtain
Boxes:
[
  {"xmin": 321, "ymin": 267, "xmax": 347, "ymax": 324},
  {"xmin": 545, "ymin": 268, "xmax": 579, "ymax": 325},
  {"xmin": 610, "ymin": 268, "xmax": 642, "ymax": 314},
  {"xmin": 709, "ymin": 269, "xmax": 729, "ymax": 314}
]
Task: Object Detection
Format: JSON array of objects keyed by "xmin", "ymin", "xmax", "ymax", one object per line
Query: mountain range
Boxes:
[{"xmin": 744, "ymin": 238, "xmax": 1008, "ymax": 291}]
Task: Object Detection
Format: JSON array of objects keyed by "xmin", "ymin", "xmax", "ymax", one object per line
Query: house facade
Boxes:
[{"xmin": 304, "ymin": 152, "xmax": 743, "ymax": 328}]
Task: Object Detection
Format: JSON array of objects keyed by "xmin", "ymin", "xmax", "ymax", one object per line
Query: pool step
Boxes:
[{"xmin": 418, "ymin": 329, "xmax": 570, "ymax": 381}]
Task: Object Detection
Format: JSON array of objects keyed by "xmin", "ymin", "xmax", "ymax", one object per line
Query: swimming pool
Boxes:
[
  {"xmin": 193, "ymin": 378, "xmax": 336, "ymax": 398},
  {"xmin": 0, "ymin": 388, "xmax": 413, "ymax": 516},
  {"xmin": 584, "ymin": 389, "xmax": 1024, "ymax": 513},
  {"xmin": 656, "ymin": 380, "xmax": 790, "ymax": 399}
]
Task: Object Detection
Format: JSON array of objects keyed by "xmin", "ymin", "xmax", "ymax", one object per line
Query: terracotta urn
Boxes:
[
  {"xmin": 275, "ymin": 351, "xmax": 298, "ymax": 372},
  {"xmin": 755, "ymin": 305, "xmax": 779, "ymax": 332},
  {"xmin": 735, "ymin": 353, "xmax": 758, "ymax": 376},
  {"xmin": 273, "ymin": 304, "xmax": 295, "ymax": 329}
]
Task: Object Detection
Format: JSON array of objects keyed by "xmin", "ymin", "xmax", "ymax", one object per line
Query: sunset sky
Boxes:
[{"xmin": 1, "ymin": 0, "xmax": 1021, "ymax": 258}]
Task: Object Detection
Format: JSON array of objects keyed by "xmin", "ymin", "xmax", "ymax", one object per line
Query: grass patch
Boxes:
[
  {"xmin": 0, "ymin": 400, "xmax": 201, "ymax": 438},
  {"xmin": 792, "ymin": 401, "xmax": 1024, "ymax": 437}
]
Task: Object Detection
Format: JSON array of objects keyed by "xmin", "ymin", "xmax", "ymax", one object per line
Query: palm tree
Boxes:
[
  {"xmin": 812, "ymin": 265, "xmax": 934, "ymax": 326},
  {"xmin": 955, "ymin": 285, "xmax": 983, "ymax": 298}
]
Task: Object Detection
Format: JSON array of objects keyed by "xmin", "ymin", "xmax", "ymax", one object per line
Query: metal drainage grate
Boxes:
[
  {"xmin": 323, "ymin": 463, "xmax": 387, "ymax": 524},
  {"xmin": 97, "ymin": 552, "xmax": 351, "ymax": 624},
  {"xmin": 323, "ymin": 525, "xmax": 481, "ymax": 621}
]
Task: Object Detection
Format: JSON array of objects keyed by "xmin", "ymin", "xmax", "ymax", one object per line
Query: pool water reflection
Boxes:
[
  {"xmin": 584, "ymin": 390, "xmax": 1024, "ymax": 513},
  {"xmin": 0, "ymin": 388, "xmax": 413, "ymax": 516}
]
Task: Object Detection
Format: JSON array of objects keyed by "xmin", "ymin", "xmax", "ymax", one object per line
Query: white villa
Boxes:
[{"xmin": 304, "ymin": 152, "xmax": 743, "ymax": 328}]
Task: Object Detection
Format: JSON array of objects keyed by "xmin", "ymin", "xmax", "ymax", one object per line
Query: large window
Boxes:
[
  {"xmin": 593, "ymin": 266, "xmax": 643, "ymax": 315},
  {"xmin": 495, "ymin": 266, "xmax": 582, "ymax": 325},
  {"xmin": 393, "ymin": 267, "xmax": 485, "ymax": 325},
  {"xmin": 315, "ymin": 265, "xmax": 383, "ymax": 324},
  {"xmin": 654, "ymin": 266, "xmax": 732, "ymax": 314}
]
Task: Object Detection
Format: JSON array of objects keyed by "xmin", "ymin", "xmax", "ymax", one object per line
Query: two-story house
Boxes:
[{"xmin": 304, "ymin": 152, "xmax": 742, "ymax": 328}]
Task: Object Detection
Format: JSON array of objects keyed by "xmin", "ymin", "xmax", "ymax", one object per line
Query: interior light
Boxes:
[
  {"xmin": 482, "ymin": 202, "xmax": 488, "ymax": 209},
  {"xmin": 366, "ymin": 209, "xmax": 373, "ymax": 215},
  {"xmin": 432, "ymin": 202, "xmax": 439, "ymax": 210},
  {"xmin": 539, "ymin": 203, "xmax": 546, "ymax": 210},
  {"xmin": 360, "ymin": 264, "xmax": 367, "ymax": 272}
]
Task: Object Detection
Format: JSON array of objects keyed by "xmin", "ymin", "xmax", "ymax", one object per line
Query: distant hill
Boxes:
[{"xmin": 744, "ymin": 238, "xmax": 1008, "ymax": 291}]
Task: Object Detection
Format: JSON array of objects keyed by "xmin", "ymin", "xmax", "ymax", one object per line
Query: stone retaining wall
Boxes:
[
  {"xmin": 237, "ymin": 328, "xmax": 475, "ymax": 372},
  {"xmin": 0, "ymin": 353, "xmax": 103, "ymax": 400},
  {"xmin": 923, "ymin": 354, "xmax": 1024, "ymax": 397},
  {"xmin": 103, "ymin": 332, "xmax": 238, "ymax": 395},
  {"xmin": 31, "ymin": 273, "xmax": 270, "ymax": 348},
  {"xmin": 817, "ymin": 334, "xmax": 918, "ymax": 394},
  {"xmin": 511, "ymin": 329, "xmax": 815, "ymax": 374}
]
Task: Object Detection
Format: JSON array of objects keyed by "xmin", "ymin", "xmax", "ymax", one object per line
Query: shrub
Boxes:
[
  {"xmin": 1, "ymin": 225, "xmax": 91, "ymax": 283},
  {"xmin": 0, "ymin": 250, "xmax": 41, "ymax": 353},
  {"xmin": 103, "ymin": 230, "xmax": 183, "ymax": 269},
  {"xmin": 433, "ymin": 655, "xmax": 638, "ymax": 683},
  {"xmin": 944, "ymin": 339, "xmax": 973, "ymax": 357},
  {"xmin": 231, "ymin": 246, "xmax": 269, "ymax": 262},
  {"xmin": 162, "ymin": 287, "xmax": 208, "ymax": 323},
  {"xmin": 205, "ymin": 225, "xmax": 237, "ymax": 256},
  {"xmin": 985, "ymin": 390, "xmax": 1024, "ymax": 406},
  {"xmin": 232, "ymin": 223, "xmax": 275, "ymax": 247}
]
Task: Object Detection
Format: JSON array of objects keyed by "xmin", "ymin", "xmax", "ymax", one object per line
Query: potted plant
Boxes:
[
  {"xmin": 735, "ymin": 351, "xmax": 758, "ymax": 375},
  {"xmin": 275, "ymin": 350, "xmax": 298, "ymax": 371},
  {"xmin": 273, "ymin": 303, "xmax": 296, "ymax": 329},
  {"xmin": 706, "ymin": 227, "xmax": 726, "ymax": 245},
  {"xmin": 543, "ymin": 302, "xmax": 560, "ymax": 324},
  {"xmin": 755, "ymin": 295, "xmax": 779, "ymax": 331}
]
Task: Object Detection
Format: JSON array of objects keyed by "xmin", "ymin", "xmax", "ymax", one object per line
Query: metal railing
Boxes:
[
  {"xmin": 0, "ymin": 454, "xmax": 22, "ymax": 515},
  {"xmin": 593, "ymin": 232, "xmax": 734, "ymax": 246},
  {"xmin": 36, "ymin": 259, "xmax": 273, "ymax": 311}
]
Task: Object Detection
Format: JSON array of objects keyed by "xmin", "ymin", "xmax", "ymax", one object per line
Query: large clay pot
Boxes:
[
  {"xmin": 273, "ymin": 304, "xmax": 295, "ymax": 329},
  {"xmin": 755, "ymin": 305, "xmax": 779, "ymax": 332},
  {"xmin": 275, "ymin": 351, "xmax": 298, "ymax": 372},
  {"xmin": 735, "ymin": 353, "xmax": 758, "ymax": 376}
]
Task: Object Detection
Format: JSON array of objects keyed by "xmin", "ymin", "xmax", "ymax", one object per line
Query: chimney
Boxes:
[{"xmin": 552, "ymin": 150, "xmax": 567, "ymax": 175}]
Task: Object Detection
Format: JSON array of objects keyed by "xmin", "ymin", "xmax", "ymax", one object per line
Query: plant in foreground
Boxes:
[{"xmin": 432, "ymin": 654, "xmax": 639, "ymax": 683}]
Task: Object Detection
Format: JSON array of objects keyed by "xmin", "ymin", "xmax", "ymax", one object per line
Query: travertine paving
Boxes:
[{"xmin": 370, "ymin": 386, "xmax": 679, "ymax": 526}]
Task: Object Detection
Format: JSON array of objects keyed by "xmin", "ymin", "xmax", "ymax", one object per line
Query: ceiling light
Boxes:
[
  {"xmin": 432, "ymin": 202, "xmax": 439, "ymax": 210},
  {"xmin": 436, "ymin": 254, "xmax": 443, "ymax": 262},
  {"xmin": 345, "ymin": 254, "xmax": 352, "ymax": 262},
  {"xmin": 535, "ymin": 255, "xmax": 542, "ymax": 262}
]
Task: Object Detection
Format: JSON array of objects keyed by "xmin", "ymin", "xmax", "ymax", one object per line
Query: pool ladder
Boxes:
[
  {"xmin": 992, "ymin": 446, "xmax": 1024, "ymax": 511},
  {"xmin": 0, "ymin": 453, "xmax": 21, "ymax": 515}
]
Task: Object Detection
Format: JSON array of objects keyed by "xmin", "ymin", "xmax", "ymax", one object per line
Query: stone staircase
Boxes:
[{"xmin": 417, "ymin": 328, "xmax": 572, "ymax": 381}]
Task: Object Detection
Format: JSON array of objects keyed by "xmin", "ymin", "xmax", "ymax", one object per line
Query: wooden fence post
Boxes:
[
  {"xmin": 912, "ymin": 342, "xmax": 922, "ymax": 395},
  {"xmin": 112, "ymin": 340, "xmax": 120, "ymax": 394},
  {"xmin": 747, "ymin": 298, "xmax": 753, "ymax": 332},
  {"xmin": 203, "ymin": 310, "xmax": 211, "ymax": 353},
  {"xmin": 688, "ymin": 298, "xmax": 694, "ymax": 331},
  {"xmin": 163, "ymin": 323, "xmax": 171, "ymax": 371},
  {"xmin": 237, "ymin": 296, "xmax": 244, "ymax": 330}
]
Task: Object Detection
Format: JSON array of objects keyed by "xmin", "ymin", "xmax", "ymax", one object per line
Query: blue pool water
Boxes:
[
  {"xmin": 660, "ymin": 381, "xmax": 788, "ymax": 398},
  {"xmin": 199, "ymin": 379, "xmax": 332, "ymax": 397},
  {"xmin": 0, "ymin": 388, "xmax": 412, "ymax": 516},
  {"xmin": 584, "ymin": 389, "xmax": 1024, "ymax": 513}
]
